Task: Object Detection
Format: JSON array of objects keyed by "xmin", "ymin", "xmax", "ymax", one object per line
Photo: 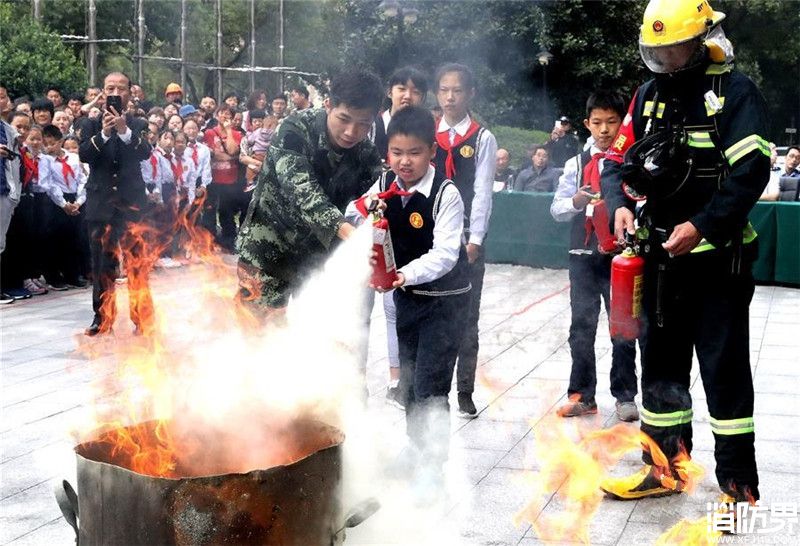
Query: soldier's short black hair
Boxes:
[
  {"xmin": 291, "ymin": 86, "xmax": 309, "ymax": 98},
  {"xmin": 32, "ymin": 99, "xmax": 55, "ymax": 116},
  {"xmin": 41, "ymin": 124, "xmax": 63, "ymax": 141},
  {"xmin": 388, "ymin": 66, "xmax": 429, "ymax": 96},
  {"xmin": 329, "ymin": 68, "xmax": 384, "ymax": 113},
  {"xmin": 386, "ymin": 106, "xmax": 436, "ymax": 146},
  {"xmin": 586, "ymin": 90, "xmax": 626, "ymax": 120},
  {"xmin": 434, "ymin": 63, "xmax": 475, "ymax": 91}
]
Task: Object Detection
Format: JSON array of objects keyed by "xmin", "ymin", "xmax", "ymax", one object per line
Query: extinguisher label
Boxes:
[
  {"xmin": 375, "ymin": 227, "xmax": 397, "ymax": 273},
  {"xmin": 632, "ymin": 274, "xmax": 643, "ymax": 318}
]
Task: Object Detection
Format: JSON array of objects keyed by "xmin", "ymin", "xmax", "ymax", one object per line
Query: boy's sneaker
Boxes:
[
  {"xmin": 615, "ymin": 400, "xmax": 640, "ymax": 422},
  {"xmin": 0, "ymin": 293, "xmax": 15, "ymax": 304},
  {"xmin": 556, "ymin": 395, "xmax": 598, "ymax": 417},
  {"xmin": 386, "ymin": 386, "xmax": 405, "ymax": 410},
  {"xmin": 6, "ymin": 287, "xmax": 32, "ymax": 300},
  {"xmin": 23, "ymin": 278, "xmax": 48, "ymax": 295},
  {"xmin": 457, "ymin": 392, "xmax": 478, "ymax": 419}
]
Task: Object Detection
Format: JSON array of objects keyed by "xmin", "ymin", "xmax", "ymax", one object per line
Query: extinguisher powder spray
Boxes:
[{"xmin": 609, "ymin": 241, "xmax": 645, "ymax": 341}]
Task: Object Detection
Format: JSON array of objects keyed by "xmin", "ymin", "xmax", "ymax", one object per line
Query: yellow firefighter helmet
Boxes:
[
  {"xmin": 640, "ymin": 0, "xmax": 725, "ymax": 47},
  {"xmin": 639, "ymin": 0, "xmax": 728, "ymax": 73}
]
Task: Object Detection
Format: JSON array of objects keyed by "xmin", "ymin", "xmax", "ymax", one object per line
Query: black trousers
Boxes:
[
  {"xmin": 88, "ymin": 218, "xmax": 153, "ymax": 330},
  {"xmin": 1, "ymin": 193, "xmax": 36, "ymax": 289},
  {"xmin": 567, "ymin": 253, "xmax": 638, "ymax": 403},
  {"xmin": 396, "ymin": 289, "xmax": 469, "ymax": 467},
  {"xmin": 44, "ymin": 195, "xmax": 83, "ymax": 284},
  {"xmin": 216, "ymin": 182, "xmax": 250, "ymax": 250},
  {"xmin": 639, "ymin": 242, "xmax": 759, "ymax": 499},
  {"xmin": 456, "ymin": 254, "xmax": 485, "ymax": 394}
]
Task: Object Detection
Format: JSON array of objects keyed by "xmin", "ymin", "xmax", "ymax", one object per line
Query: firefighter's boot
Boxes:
[{"xmin": 600, "ymin": 464, "xmax": 686, "ymax": 500}]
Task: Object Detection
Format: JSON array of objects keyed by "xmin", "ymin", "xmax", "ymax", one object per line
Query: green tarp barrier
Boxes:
[{"xmin": 485, "ymin": 192, "xmax": 800, "ymax": 286}]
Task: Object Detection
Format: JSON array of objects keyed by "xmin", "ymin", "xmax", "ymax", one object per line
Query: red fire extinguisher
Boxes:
[
  {"xmin": 610, "ymin": 241, "xmax": 645, "ymax": 341},
  {"xmin": 368, "ymin": 202, "xmax": 399, "ymax": 291}
]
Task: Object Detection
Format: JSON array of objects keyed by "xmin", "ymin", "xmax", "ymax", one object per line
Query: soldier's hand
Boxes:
[
  {"xmin": 392, "ymin": 273, "xmax": 405, "ymax": 289},
  {"xmin": 337, "ymin": 221, "xmax": 355, "ymax": 240},
  {"xmin": 614, "ymin": 207, "xmax": 636, "ymax": 242},
  {"xmin": 662, "ymin": 221, "xmax": 702, "ymax": 257}
]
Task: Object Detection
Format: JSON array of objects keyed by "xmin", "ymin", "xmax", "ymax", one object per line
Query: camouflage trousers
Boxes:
[{"xmin": 236, "ymin": 259, "xmax": 292, "ymax": 313}]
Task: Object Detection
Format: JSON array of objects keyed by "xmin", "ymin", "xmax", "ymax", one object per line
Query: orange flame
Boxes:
[
  {"xmin": 75, "ymin": 197, "xmax": 268, "ymax": 477},
  {"xmin": 514, "ymin": 417, "xmax": 706, "ymax": 544}
]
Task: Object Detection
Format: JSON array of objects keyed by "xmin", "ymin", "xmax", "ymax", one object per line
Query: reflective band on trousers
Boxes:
[
  {"xmin": 644, "ymin": 101, "xmax": 666, "ymax": 119},
  {"xmin": 687, "ymin": 131, "xmax": 715, "ymax": 148},
  {"xmin": 710, "ymin": 416, "xmax": 755, "ymax": 436},
  {"xmin": 725, "ymin": 134, "xmax": 771, "ymax": 166},
  {"xmin": 641, "ymin": 407, "xmax": 694, "ymax": 427},
  {"xmin": 691, "ymin": 222, "xmax": 757, "ymax": 253}
]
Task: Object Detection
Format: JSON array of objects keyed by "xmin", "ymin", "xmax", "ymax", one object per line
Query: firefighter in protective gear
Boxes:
[{"xmin": 600, "ymin": 0, "xmax": 770, "ymax": 502}]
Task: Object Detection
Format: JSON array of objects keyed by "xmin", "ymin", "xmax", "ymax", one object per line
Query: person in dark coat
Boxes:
[{"xmin": 79, "ymin": 72, "xmax": 154, "ymax": 336}]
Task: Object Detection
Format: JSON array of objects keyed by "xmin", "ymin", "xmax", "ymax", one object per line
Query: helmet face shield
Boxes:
[{"xmin": 640, "ymin": 38, "xmax": 703, "ymax": 73}]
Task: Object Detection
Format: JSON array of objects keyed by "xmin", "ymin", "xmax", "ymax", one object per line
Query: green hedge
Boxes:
[{"xmin": 491, "ymin": 125, "xmax": 551, "ymax": 170}]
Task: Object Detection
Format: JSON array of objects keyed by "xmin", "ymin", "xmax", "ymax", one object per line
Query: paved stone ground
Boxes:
[{"xmin": 1, "ymin": 263, "xmax": 798, "ymax": 545}]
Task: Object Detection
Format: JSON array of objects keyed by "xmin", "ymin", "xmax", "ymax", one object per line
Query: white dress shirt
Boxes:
[
  {"xmin": 436, "ymin": 114, "xmax": 497, "ymax": 245},
  {"xmin": 345, "ymin": 165, "xmax": 465, "ymax": 287},
  {"xmin": 551, "ymin": 144, "xmax": 606, "ymax": 222},
  {"xmin": 39, "ymin": 151, "xmax": 87, "ymax": 207},
  {"xmin": 186, "ymin": 141, "xmax": 212, "ymax": 187}
]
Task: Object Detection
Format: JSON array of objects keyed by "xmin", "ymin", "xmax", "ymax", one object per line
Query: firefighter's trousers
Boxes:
[{"xmin": 639, "ymin": 240, "xmax": 759, "ymax": 500}]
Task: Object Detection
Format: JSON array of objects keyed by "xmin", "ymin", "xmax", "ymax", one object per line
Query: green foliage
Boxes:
[
  {"xmin": 492, "ymin": 125, "xmax": 550, "ymax": 170},
  {"xmin": 0, "ymin": 3, "xmax": 87, "ymax": 99}
]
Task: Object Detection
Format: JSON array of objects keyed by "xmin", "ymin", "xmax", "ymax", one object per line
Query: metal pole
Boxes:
[
  {"xmin": 32, "ymin": 0, "xmax": 42, "ymax": 22},
  {"xmin": 87, "ymin": 0, "xmax": 97, "ymax": 86},
  {"xmin": 278, "ymin": 0, "xmax": 285, "ymax": 92},
  {"xmin": 180, "ymin": 0, "xmax": 187, "ymax": 94},
  {"xmin": 137, "ymin": 0, "xmax": 144, "ymax": 86},
  {"xmin": 249, "ymin": 0, "xmax": 255, "ymax": 94},
  {"xmin": 216, "ymin": 0, "xmax": 222, "ymax": 100}
]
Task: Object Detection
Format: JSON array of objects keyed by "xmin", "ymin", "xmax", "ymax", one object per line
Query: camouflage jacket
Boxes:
[{"xmin": 237, "ymin": 108, "xmax": 382, "ymax": 281}]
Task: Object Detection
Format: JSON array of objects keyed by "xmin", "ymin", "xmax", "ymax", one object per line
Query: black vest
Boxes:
[
  {"xmin": 381, "ymin": 171, "xmax": 471, "ymax": 296},
  {"xmin": 374, "ymin": 115, "xmax": 388, "ymax": 160},
  {"xmin": 433, "ymin": 126, "xmax": 483, "ymax": 230},
  {"xmin": 569, "ymin": 150, "xmax": 597, "ymax": 253}
]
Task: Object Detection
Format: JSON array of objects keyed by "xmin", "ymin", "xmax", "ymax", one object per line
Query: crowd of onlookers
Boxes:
[{"xmin": 0, "ymin": 81, "xmax": 315, "ymax": 304}]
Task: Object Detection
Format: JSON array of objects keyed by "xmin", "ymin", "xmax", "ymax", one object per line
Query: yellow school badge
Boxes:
[
  {"xmin": 460, "ymin": 145, "xmax": 474, "ymax": 158},
  {"xmin": 409, "ymin": 213, "xmax": 424, "ymax": 229}
]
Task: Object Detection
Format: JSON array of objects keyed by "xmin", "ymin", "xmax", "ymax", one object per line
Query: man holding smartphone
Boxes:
[{"xmin": 79, "ymin": 72, "xmax": 154, "ymax": 336}]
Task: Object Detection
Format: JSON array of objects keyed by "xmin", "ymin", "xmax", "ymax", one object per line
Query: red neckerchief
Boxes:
[
  {"xmin": 149, "ymin": 154, "xmax": 159, "ymax": 179},
  {"xmin": 21, "ymin": 148, "xmax": 38, "ymax": 188},
  {"xmin": 188, "ymin": 142, "xmax": 199, "ymax": 167},
  {"xmin": 582, "ymin": 152, "xmax": 616, "ymax": 253},
  {"xmin": 354, "ymin": 180, "xmax": 415, "ymax": 218},
  {"xmin": 435, "ymin": 118, "xmax": 481, "ymax": 179},
  {"xmin": 55, "ymin": 154, "xmax": 76, "ymax": 190},
  {"xmin": 171, "ymin": 156, "xmax": 184, "ymax": 184}
]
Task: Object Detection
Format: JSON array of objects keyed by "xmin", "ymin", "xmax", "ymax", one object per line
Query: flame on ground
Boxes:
[{"xmin": 514, "ymin": 417, "xmax": 705, "ymax": 544}]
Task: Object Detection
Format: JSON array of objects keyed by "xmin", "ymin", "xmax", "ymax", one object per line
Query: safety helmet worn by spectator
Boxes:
[
  {"xmin": 165, "ymin": 83, "xmax": 183, "ymax": 96},
  {"xmin": 639, "ymin": 0, "xmax": 732, "ymax": 74}
]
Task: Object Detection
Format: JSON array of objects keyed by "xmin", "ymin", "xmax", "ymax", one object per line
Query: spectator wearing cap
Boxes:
[
  {"xmin": 179, "ymin": 104, "xmax": 198, "ymax": 119},
  {"xmin": 546, "ymin": 115, "xmax": 581, "ymax": 169},
  {"xmin": 165, "ymin": 83, "xmax": 183, "ymax": 105},
  {"xmin": 31, "ymin": 99, "xmax": 54, "ymax": 126}
]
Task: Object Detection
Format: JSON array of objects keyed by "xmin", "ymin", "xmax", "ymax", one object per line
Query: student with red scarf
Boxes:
[{"xmin": 432, "ymin": 63, "xmax": 497, "ymax": 419}]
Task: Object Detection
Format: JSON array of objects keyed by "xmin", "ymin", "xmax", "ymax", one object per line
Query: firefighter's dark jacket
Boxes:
[{"xmin": 602, "ymin": 60, "xmax": 770, "ymax": 251}]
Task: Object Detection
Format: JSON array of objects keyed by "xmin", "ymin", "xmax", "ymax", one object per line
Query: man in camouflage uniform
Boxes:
[{"xmin": 237, "ymin": 69, "xmax": 385, "ymax": 310}]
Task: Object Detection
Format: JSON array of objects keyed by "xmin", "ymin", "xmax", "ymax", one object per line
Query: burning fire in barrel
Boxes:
[{"xmin": 57, "ymin": 417, "xmax": 377, "ymax": 545}]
